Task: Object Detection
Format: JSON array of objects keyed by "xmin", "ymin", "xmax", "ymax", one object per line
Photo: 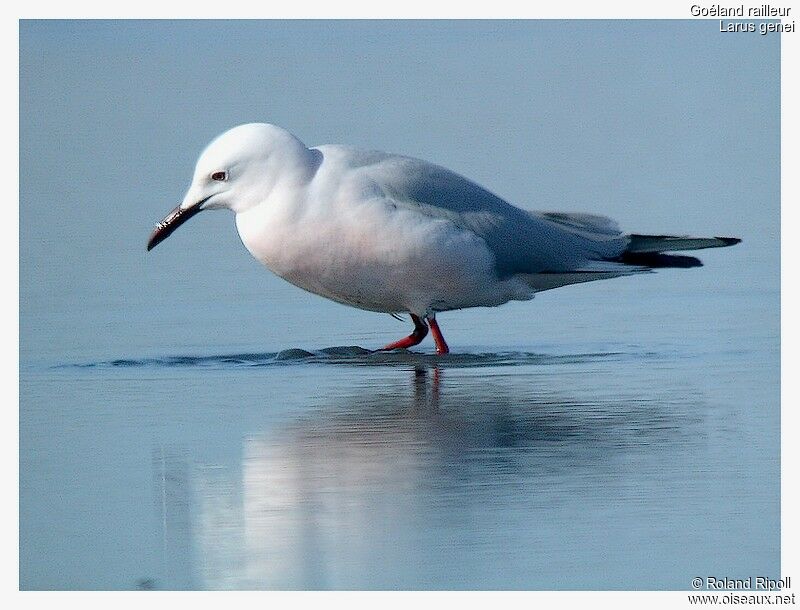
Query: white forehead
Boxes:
[{"xmin": 194, "ymin": 123, "xmax": 289, "ymax": 174}]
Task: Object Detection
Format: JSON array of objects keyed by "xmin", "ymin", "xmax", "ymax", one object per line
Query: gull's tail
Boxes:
[
  {"xmin": 524, "ymin": 212, "xmax": 741, "ymax": 292},
  {"xmin": 618, "ymin": 234, "xmax": 742, "ymax": 268}
]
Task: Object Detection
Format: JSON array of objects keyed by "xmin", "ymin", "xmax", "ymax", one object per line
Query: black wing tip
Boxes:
[
  {"xmin": 716, "ymin": 236, "xmax": 742, "ymax": 247},
  {"xmin": 619, "ymin": 252, "xmax": 703, "ymax": 269}
]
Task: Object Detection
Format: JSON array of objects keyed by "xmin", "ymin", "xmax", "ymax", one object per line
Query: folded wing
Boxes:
[{"xmin": 350, "ymin": 149, "xmax": 739, "ymax": 287}]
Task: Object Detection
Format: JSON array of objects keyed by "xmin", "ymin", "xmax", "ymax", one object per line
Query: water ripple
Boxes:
[{"xmin": 64, "ymin": 346, "xmax": 638, "ymax": 370}]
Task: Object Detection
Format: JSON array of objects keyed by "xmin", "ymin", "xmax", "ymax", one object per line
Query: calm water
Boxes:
[
  {"xmin": 19, "ymin": 251, "xmax": 780, "ymax": 590},
  {"xmin": 19, "ymin": 20, "xmax": 779, "ymax": 590}
]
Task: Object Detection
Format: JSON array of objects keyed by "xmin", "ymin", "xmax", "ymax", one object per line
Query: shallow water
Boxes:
[
  {"xmin": 20, "ymin": 20, "xmax": 779, "ymax": 590},
  {"xmin": 20, "ymin": 280, "xmax": 780, "ymax": 590}
]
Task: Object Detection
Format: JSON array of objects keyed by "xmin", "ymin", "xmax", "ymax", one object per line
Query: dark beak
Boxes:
[{"xmin": 146, "ymin": 201, "xmax": 205, "ymax": 251}]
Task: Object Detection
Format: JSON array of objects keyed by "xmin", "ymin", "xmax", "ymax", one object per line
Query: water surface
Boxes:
[{"xmin": 20, "ymin": 303, "xmax": 779, "ymax": 590}]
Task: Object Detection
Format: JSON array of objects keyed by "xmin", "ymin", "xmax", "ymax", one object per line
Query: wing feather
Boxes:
[{"xmin": 347, "ymin": 150, "xmax": 627, "ymax": 276}]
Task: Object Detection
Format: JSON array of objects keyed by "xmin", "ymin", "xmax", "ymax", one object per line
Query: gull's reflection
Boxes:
[{"xmin": 184, "ymin": 366, "xmax": 699, "ymax": 590}]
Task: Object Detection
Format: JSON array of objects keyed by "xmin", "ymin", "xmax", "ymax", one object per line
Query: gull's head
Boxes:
[{"xmin": 147, "ymin": 123, "xmax": 307, "ymax": 251}]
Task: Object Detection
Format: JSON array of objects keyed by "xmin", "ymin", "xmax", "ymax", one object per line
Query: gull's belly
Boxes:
[{"xmin": 235, "ymin": 202, "xmax": 533, "ymax": 314}]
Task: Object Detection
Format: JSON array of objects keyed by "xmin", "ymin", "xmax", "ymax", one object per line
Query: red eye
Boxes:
[{"xmin": 211, "ymin": 171, "xmax": 227, "ymax": 181}]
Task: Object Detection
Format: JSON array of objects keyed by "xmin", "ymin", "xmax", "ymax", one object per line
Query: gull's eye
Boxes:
[{"xmin": 210, "ymin": 171, "xmax": 228, "ymax": 182}]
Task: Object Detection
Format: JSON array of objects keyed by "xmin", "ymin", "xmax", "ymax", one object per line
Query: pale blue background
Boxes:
[{"xmin": 20, "ymin": 21, "xmax": 779, "ymax": 590}]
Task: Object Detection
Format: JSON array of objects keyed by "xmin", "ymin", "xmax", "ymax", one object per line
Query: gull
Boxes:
[{"xmin": 147, "ymin": 123, "xmax": 740, "ymax": 354}]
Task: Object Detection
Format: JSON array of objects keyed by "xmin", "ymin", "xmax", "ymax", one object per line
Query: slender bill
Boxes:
[{"xmin": 146, "ymin": 199, "xmax": 207, "ymax": 251}]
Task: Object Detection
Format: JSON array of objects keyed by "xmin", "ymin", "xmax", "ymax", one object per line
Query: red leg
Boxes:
[
  {"xmin": 382, "ymin": 314, "xmax": 428, "ymax": 351},
  {"xmin": 428, "ymin": 317, "xmax": 450, "ymax": 355}
]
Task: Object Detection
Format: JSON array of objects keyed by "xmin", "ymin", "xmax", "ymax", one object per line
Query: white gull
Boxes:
[{"xmin": 148, "ymin": 123, "xmax": 740, "ymax": 354}]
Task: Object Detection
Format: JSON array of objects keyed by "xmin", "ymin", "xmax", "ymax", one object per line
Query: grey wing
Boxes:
[{"xmin": 365, "ymin": 153, "xmax": 629, "ymax": 276}]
